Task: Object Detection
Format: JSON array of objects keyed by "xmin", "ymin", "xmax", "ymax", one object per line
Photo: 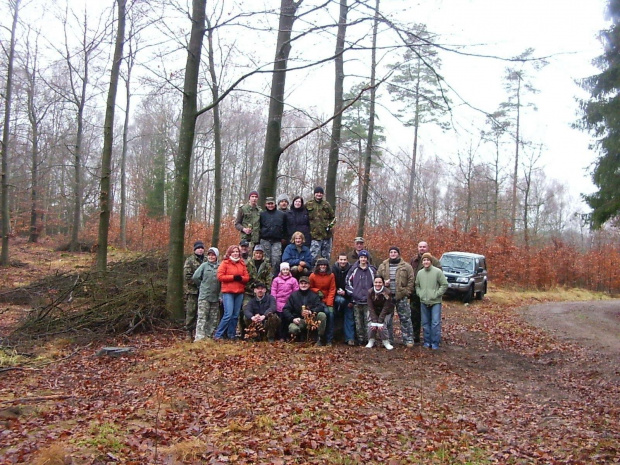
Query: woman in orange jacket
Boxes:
[
  {"xmin": 215, "ymin": 245, "xmax": 250, "ymax": 340},
  {"xmin": 309, "ymin": 258, "xmax": 336, "ymax": 346}
]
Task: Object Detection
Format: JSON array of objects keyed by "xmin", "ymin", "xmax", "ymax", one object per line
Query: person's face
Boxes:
[
  {"xmin": 266, "ymin": 201, "xmax": 276, "ymax": 210},
  {"xmin": 254, "ymin": 286, "xmax": 266, "ymax": 298},
  {"xmin": 359, "ymin": 256, "xmax": 368, "ymax": 266},
  {"xmin": 279, "ymin": 200, "xmax": 289, "ymax": 210},
  {"xmin": 195, "ymin": 247, "xmax": 205, "ymax": 256},
  {"xmin": 314, "ymin": 192, "xmax": 323, "ymax": 201},
  {"xmin": 293, "ymin": 198, "xmax": 302, "ymax": 208},
  {"xmin": 374, "ymin": 277, "xmax": 384, "ymax": 290},
  {"xmin": 281, "ymin": 267, "xmax": 290, "ymax": 275},
  {"xmin": 418, "ymin": 242, "xmax": 429, "ymax": 255},
  {"xmin": 422, "ymin": 257, "xmax": 431, "ymax": 268},
  {"xmin": 240, "ymin": 245, "xmax": 249, "ymax": 255},
  {"xmin": 207, "ymin": 252, "xmax": 217, "ymax": 263},
  {"xmin": 355, "ymin": 241, "xmax": 364, "ymax": 251},
  {"xmin": 249, "ymin": 194, "xmax": 258, "ymax": 206},
  {"xmin": 299, "ymin": 280, "xmax": 310, "ymax": 290},
  {"xmin": 338, "ymin": 255, "xmax": 348, "ymax": 268},
  {"xmin": 294, "ymin": 235, "xmax": 303, "ymax": 245},
  {"xmin": 253, "ymin": 251, "xmax": 264, "ymax": 261},
  {"xmin": 389, "ymin": 249, "xmax": 399, "ymax": 259},
  {"xmin": 230, "ymin": 248, "xmax": 240, "ymax": 259},
  {"xmin": 319, "ymin": 264, "xmax": 328, "ymax": 273}
]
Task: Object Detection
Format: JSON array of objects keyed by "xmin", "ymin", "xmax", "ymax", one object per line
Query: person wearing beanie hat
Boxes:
[
  {"xmin": 310, "ymin": 258, "xmax": 336, "ymax": 346},
  {"xmin": 192, "ymin": 247, "xmax": 221, "ymax": 341},
  {"xmin": 276, "ymin": 193, "xmax": 290, "ymax": 212},
  {"xmin": 415, "ymin": 252, "xmax": 448, "ymax": 350},
  {"xmin": 235, "ymin": 190, "xmax": 262, "ymax": 250},
  {"xmin": 271, "ymin": 261, "xmax": 299, "ymax": 338},
  {"xmin": 409, "ymin": 241, "xmax": 442, "ymax": 344},
  {"xmin": 306, "ymin": 186, "xmax": 335, "ymax": 263},
  {"xmin": 183, "ymin": 239, "xmax": 206, "ymax": 340},
  {"xmin": 377, "ymin": 246, "xmax": 415, "ymax": 347}
]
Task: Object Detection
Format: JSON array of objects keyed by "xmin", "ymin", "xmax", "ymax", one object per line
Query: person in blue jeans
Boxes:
[
  {"xmin": 414, "ymin": 253, "xmax": 448, "ymax": 349},
  {"xmin": 331, "ymin": 253, "xmax": 355, "ymax": 345}
]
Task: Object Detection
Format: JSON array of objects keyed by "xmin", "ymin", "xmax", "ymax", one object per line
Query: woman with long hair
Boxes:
[{"xmin": 215, "ymin": 245, "xmax": 249, "ymax": 340}]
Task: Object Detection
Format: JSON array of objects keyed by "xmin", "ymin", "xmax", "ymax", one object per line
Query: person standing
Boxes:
[
  {"xmin": 183, "ymin": 240, "xmax": 205, "ymax": 340},
  {"xmin": 415, "ymin": 253, "xmax": 448, "ymax": 350},
  {"xmin": 192, "ymin": 247, "xmax": 221, "ymax": 341},
  {"xmin": 377, "ymin": 246, "xmax": 415, "ymax": 348},
  {"xmin": 277, "ymin": 193, "xmax": 290, "ymax": 213},
  {"xmin": 287, "ymin": 196, "xmax": 311, "ymax": 247},
  {"xmin": 366, "ymin": 276, "xmax": 395, "ymax": 350},
  {"xmin": 215, "ymin": 245, "xmax": 249, "ymax": 340},
  {"xmin": 345, "ymin": 250, "xmax": 376, "ymax": 346},
  {"xmin": 306, "ymin": 186, "xmax": 335, "ymax": 262},
  {"xmin": 347, "ymin": 236, "xmax": 373, "ymax": 265},
  {"xmin": 243, "ymin": 282, "xmax": 280, "ymax": 342},
  {"xmin": 309, "ymin": 258, "xmax": 336, "ymax": 346},
  {"xmin": 259, "ymin": 196, "xmax": 288, "ymax": 276},
  {"xmin": 235, "ymin": 190, "xmax": 261, "ymax": 250},
  {"xmin": 410, "ymin": 241, "xmax": 442, "ymax": 344},
  {"xmin": 331, "ymin": 253, "xmax": 355, "ymax": 346}
]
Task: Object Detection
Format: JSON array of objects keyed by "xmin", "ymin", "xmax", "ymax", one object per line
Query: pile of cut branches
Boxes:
[{"xmin": 8, "ymin": 255, "xmax": 170, "ymax": 341}]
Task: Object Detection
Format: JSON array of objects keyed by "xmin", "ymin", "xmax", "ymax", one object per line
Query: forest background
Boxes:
[{"xmin": 0, "ymin": 0, "xmax": 619, "ymax": 314}]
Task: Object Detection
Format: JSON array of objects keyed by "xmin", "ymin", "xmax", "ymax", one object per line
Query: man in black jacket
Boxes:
[
  {"xmin": 260, "ymin": 197, "xmax": 288, "ymax": 276},
  {"xmin": 282, "ymin": 276, "xmax": 327, "ymax": 346},
  {"xmin": 243, "ymin": 282, "xmax": 280, "ymax": 342},
  {"xmin": 332, "ymin": 253, "xmax": 355, "ymax": 346}
]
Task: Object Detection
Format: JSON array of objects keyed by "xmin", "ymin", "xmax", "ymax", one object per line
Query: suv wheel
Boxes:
[
  {"xmin": 463, "ymin": 285, "xmax": 474, "ymax": 303},
  {"xmin": 475, "ymin": 282, "xmax": 486, "ymax": 300}
]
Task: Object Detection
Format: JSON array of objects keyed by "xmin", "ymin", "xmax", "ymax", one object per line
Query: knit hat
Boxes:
[
  {"xmin": 193, "ymin": 241, "xmax": 205, "ymax": 251},
  {"xmin": 422, "ymin": 252, "xmax": 433, "ymax": 261},
  {"xmin": 248, "ymin": 190, "xmax": 259, "ymax": 198},
  {"xmin": 276, "ymin": 193, "xmax": 290, "ymax": 205},
  {"xmin": 358, "ymin": 250, "xmax": 369, "ymax": 258},
  {"xmin": 316, "ymin": 258, "xmax": 329, "ymax": 267},
  {"xmin": 280, "ymin": 262, "xmax": 290, "ymax": 271},
  {"xmin": 314, "ymin": 186, "xmax": 324, "ymax": 194},
  {"xmin": 207, "ymin": 247, "xmax": 219, "ymax": 259},
  {"xmin": 389, "ymin": 246, "xmax": 400, "ymax": 255}
]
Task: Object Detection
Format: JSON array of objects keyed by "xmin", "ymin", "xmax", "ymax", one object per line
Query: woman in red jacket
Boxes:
[{"xmin": 215, "ymin": 245, "xmax": 249, "ymax": 340}]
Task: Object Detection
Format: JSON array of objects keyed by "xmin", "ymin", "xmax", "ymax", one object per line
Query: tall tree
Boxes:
[
  {"xmin": 579, "ymin": 0, "xmax": 620, "ymax": 228},
  {"xmin": 258, "ymin": 0, "xmax": 302, "ymax": 200},
  {"xmin": 356, "ymin": 0, "xmax": 380, "ymax": 238},
  {"xmin": 388, "ymin": 25, "xmax": 451, "ymax": 228},
  {"xmin": 325, "ymin": 0, "xmax": 348, "ymax": 210},
  {"xmin": 166, "ymin": 0, "xmax": 206, "ymax": 321},
  {"xmin": 96, "ymin": 0, "xmax": 126, "ymax": 271},
  {"xmin": 1, "ymin": 0, "xmax": 19, "ymax": 266}
]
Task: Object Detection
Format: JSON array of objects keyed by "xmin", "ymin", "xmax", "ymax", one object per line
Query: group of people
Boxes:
[{"xmin": 183, "ymin": 188, "xmax": 449, "ymax": 350}]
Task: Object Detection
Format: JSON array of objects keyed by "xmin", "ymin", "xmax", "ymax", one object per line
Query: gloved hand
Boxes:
[{"xmin": 233, "ymin": 275, "xmax": 242, "ymax": 282}]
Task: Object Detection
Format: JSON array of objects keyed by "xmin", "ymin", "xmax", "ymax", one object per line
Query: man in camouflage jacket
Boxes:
[
  {"xmin": 235, "ymin": 190, "xmax": 262, "ymax": 249},
  {"xmin": 305, "ymin": 186, "xmax": 335, "ymax": 262},
  {"xmin": 184, "ymin": 240, "xmax": 205, "ymax": 339}
]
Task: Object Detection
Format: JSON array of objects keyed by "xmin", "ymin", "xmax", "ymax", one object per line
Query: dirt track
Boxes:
[{"xmin": 522, "ymin": 300, "xmax": 620, "ymax": 355}]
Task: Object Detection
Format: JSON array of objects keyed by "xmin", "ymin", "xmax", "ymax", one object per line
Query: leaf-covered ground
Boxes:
[{"xmin": 1, "ymin": 294, "xmax": 618, "ymax": 464}]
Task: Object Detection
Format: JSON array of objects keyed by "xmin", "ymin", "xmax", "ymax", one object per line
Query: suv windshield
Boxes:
[{"xmin": 440, "ymin": 256, "xmax": 475, "ymax": 272}]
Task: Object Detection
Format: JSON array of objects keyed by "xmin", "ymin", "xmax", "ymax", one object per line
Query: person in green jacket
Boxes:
[
  {"xmin": 192, "ymin": 247, "xmax": 221, "ymax": 341},
  {"xmin": 415, "ymin": 252, "xmax": 448, "ymax": 350}
]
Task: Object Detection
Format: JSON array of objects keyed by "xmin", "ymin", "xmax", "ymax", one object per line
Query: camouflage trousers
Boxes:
[
  {"xmin": 195, "ymin": 300, "xmax": 220, "ymax": 341},
  {"xmin": 184, "ymin": 293, "xmax": 199, "ymax": 334},
  {"xmin": 288, "ymin": 312, "xmax": 327, "ymax": 338},
  {"xmin": 310, "ymin": 238, "xmax": 332, "ymax": 263},
  {"xmin": 353, "ymin": 303, "xmax": 369, "ymax": 344},
  {"xmin": 260, "ymin": 239, "xmax": 282, "ymax": 275},
  {"xmin": 395, "ymin": 297, "xmax": 414, "ymax": 345}
]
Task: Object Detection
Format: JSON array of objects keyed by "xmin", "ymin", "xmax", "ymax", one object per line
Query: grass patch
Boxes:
[
  {"xmin": 487, "ymin": 285, "xmax": 611, "ymax": 307},
  {"xmin": 75, "ymin": 421, "xmax": 124, "ymax": 452}
]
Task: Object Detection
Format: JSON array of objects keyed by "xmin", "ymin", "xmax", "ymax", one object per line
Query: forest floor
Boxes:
[{"xmin": 0, "ymin": 239, "xmax": 618, "ymax": 464}]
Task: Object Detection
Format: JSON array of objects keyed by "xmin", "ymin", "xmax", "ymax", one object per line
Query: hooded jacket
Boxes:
[
  {"xmin": 309, "ymin": 260, "xmax": 336, "ymax": 307},
  {"xmin": 271, "ymin": 272, "xmax": 300, "ymax": 312},
  {"xmin": 415, "ymin": 265, "xmax": 449, "ymax": 305},
  {"xmin": 345, "ymin": 262, "xmax": 377, "ymax": 304},
  {"xmin": 217, "ymin": 257, "xmax": 249, "ymax": 294},
  {"xmin": 192, "ymin": 259, "xmax": 221, "ymax": 302}
]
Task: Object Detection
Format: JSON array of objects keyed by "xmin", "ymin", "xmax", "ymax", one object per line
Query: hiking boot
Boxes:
[
  {"xmin": 347, "ymin": 340, "xmax": 355, "ymax": 347},
  {"xmin": 326, "ymin": 341, "xmax": 333, "ymax": 347},
  {"xmin": 365, "ymin": 339, "xmax": 375, "ymax": 348},
  {"xmin": 382, "ymin": 340, "xmax": 394, "ymax": 350}
]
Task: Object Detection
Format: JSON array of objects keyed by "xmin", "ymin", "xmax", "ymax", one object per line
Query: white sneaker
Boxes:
[
  {"xmin": 365, "ymin": 339, "xmax": 375, "ymax": 348},
  {"xmin": 382, "ymin": 340, "xmax": 394, "ymax": 350}
]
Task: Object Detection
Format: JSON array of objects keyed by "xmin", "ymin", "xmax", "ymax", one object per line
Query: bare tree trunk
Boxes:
[
  {"xmin": 207, "ymin": 19, "xmax": 223, "ymax": 248},
  {"xmin": 120, "ymin": 40, "xmax": 135, "ymax": 249},
  {"xmin": 404, "ymin": 66, "xmax": 420, "ymax": 229},
  {"xmin": 166, "ymin": 0, "xmax": 206, "ymax": 321},
  {"xmin": 97, "ymin": 0, "xmax": 126, "ymax": 271},
  {"xmin": 510, "ymin": 77, "xmax": 521, "ymax": 234},
  {"xmin": 356, "ymin": 0, "xmax": 379, "ymax": 238},
  {"xmin": 1, "ymin": 0, "xmax": 19, "ymax": 266},
  {"xmin": 326, "ymin": 0, "xmax": 347, "ymax": 210},
  {"xmin": 26, "ymin": 40, "xmax": 41, "ymax": 243},
  {"xmin": 258, "ymin": 0, "xmax": 301, "ymax": 199}
]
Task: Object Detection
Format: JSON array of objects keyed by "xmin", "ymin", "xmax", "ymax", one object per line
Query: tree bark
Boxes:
[
  {"xmin": 119, "ymin": 50, "xmax": 132, "ymax": 249},
  {"xmin": 326, "ymin": 0, "xmax": 348, "ymax": 210},
  {"xmin": 356, "ymin": 0, "xmax": 379, "ymax": 238},
  {"xmin": 258, "ymin": 0, "xmax": 301, "ymax": 200},
  {"xmin": 1, "ymin": 0, "xmax": 19, "ymax": 266},
  {"xmin": 510, "ymin": 76, "xmax": 521, "ymax": 234},
  {"xmin": 96, "ymin": 0, "xmax": 126, "ymax": 271},
  {"xmin": 166, "ymin": 0, "xmax": 206, "ymax": 321}
]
